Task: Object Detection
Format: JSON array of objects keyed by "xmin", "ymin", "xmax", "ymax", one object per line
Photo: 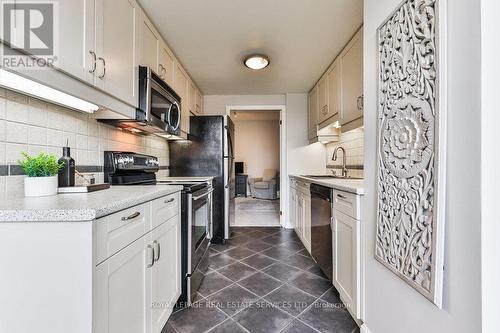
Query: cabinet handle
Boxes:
[
  {"xmin": 89, "ymin": 50, "xmax": 97, "ymax": 73},
  {"xmin": 98, "ymin": 57, "xmax": 106, "ymax": 78},
  {"xmin": 337, "ymin": 194, "xmax": 347, "ymax": 199},
  {"xmin": 164, "ymin": 198, "xmax": 175, "ymax": 204},
  {"xmin": 153, "ymin": 240, "xmax": 161, "ymax": 261},
  {"xmin": 357, "ymin": 95, "xmax": 364, "ymax": 112},
  {"xmin": 121, "ymin": 211, "xmax": 140, "ymax": 221},
  {"xmin": 158, "ymin": 64, "xmax": 164, "ymax": 78},
  {"xmin": 322, "ymin": 105, "xmax": 328, "ymax": 115},
  {"xmin": 146, "ymin": 245, "xmax": 154, "ymax": 268}
]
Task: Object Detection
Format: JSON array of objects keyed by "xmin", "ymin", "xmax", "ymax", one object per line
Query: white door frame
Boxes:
[{"xmin": 225, "ymin": 105, "xmax": 287, "ymax": 227}]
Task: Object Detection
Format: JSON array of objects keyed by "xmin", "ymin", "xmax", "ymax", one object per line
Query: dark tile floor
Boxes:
[{"xmin": 165, "ymin": 227, "xmax": 359, "ymax": 333}]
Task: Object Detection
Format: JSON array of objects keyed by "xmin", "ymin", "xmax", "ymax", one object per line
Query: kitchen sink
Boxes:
[{"xmin": 301, "ymin": 175, "xmax": 364, "ymax": 180}]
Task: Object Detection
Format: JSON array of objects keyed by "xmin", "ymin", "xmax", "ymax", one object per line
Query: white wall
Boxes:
[
  {"xmin": 203, "ymin": 95, "xmax": 286, "ymax": 115},
  {"xmin": 363, "ymin": 1, "xmax": 482, "ymax": 333},
  {"xmin": 233, "ymin": 119, "xmax": 280, "ymax": 179},
  {"xmin": 481, "ymin": 0, "xmax": 500, "ymax": 332},
  {"xmin": 203, "ymin": 93, "xmax": 326, "ymax": 228},
  {"xmin": 284, "ymin": 93, "xmax": 326, "ymax": 228}
]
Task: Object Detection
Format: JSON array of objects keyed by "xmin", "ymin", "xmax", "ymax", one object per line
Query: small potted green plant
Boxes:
[{"xmin": 18, "ymin": 152, "xmax": 65, "ymax": 197}]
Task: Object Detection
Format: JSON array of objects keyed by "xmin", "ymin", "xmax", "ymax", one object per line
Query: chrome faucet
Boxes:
[{"xmin": 332, "ymin": 147, "xmax": 348, "ymax": 178}]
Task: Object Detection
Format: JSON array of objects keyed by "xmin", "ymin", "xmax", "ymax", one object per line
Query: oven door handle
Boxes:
[{"xmin": 192, "ymin": 189, "xmax": 213, "ymax": 201}]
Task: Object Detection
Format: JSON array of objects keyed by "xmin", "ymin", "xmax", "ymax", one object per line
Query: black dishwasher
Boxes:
[{"xmin": 310, "ymin": 184, "xmax": 333, "ymax": 281}]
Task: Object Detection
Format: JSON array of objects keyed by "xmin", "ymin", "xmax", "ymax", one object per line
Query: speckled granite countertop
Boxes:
[
  {"xmin": 157, "ymin": 176, "xmax": 215, "ymax": 182},
  {"xmin": 0, "ymin": 185, "xmax": 183, "ymax": 222},
  {"xmin": 290, "ymin": 175, "xmax": 364, "ymax": 195}
]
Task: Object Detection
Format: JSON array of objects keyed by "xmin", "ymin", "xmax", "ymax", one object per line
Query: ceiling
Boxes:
[
  {"xmin": 230, "ymin": 110, "xmax": 280, "ymax": 121},
  {"xmin": 139, "ymin": 0, "xmax": 363, "ymax": 95}
]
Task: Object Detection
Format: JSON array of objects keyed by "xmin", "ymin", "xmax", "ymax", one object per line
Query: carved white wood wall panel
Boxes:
[{"xmin": 376, "ymin": 0, "xmax": 446, "ymax": 307}]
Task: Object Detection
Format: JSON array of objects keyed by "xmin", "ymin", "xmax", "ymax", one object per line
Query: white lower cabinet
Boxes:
[
  {"xmin": 150, "ymin": 216, "xmax": 181, "ymax": 333},
  {"xmin": 289, "ymin": 182, "xmax": 297, "ymax": 229},
  {"xmin": 94, "ymin": 233, "xmax": 152, "ymax": 333},
  {"xmin": 332, "ymin": 189, "xmax": 362, "ymax": 321},
  {"xmin": 290, "ymin": 178, "xmax": 311, "ymax": 253},
  {"xmin": 95, "ymin": 194, "xmax": 181, "ymax": 333},
  {"xmin": 302, "ymin": 193, "xmax": 311, "ymax": 251},
  {"xmin": 289, "ymin": 178, "xmax": 363, "ymax": 321}
]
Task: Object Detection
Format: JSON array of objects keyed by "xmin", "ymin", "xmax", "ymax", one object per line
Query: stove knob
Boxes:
[{"xmin": 116, "ymin": 157, "xmax": 124, "ymax": 165}]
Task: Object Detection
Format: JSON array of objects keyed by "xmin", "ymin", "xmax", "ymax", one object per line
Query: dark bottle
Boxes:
[{"xmin": 58, "ymin": 147, "xmax": 75, "ymax": 187}]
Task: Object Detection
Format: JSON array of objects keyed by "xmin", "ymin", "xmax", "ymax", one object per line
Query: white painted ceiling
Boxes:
[{"xmin": 139, "ymin": 0, "xmax": 363, "ymax": 95}]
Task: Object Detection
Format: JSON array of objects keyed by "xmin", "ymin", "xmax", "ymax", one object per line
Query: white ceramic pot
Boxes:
[{"xmin": 24, "ymin": 175, "xmax": 58, "ymax": 197}]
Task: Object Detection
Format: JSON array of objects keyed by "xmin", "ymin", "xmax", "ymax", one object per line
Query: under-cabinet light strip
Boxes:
[{"xmin": 0, "ymin": 69, "xmax": 99, "ymax": 113}]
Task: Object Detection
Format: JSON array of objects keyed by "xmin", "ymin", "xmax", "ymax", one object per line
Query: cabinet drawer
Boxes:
[
  {"xmin": 151, "ymin": 193, "xmax": 180, "ymax": 229},
  {"xmin": 296, "ymin": 181, "xmax": 310, "ymax": 195},
  {"xmin": 333, "ymin": 190, "xmax": 360, "ymax": 220},
  {"xmin": 96, "ymin": 203, "xmax": 150, "ymax": 264}
]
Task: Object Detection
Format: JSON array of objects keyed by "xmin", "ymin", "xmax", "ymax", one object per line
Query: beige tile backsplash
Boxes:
[
  {"xmin": 326, "ymin": 127, "xmax": 364, "ymax": 178},
  {"xmin": 0, "ymin": 88, "xmax": 169, "ymax": 197}
]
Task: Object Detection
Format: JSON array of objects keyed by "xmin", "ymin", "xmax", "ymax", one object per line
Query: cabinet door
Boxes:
[
  {"xmin": 174, "ymin": 64, "xmax": 189, "ymax": 133},
  {"xmin": 95, "ymin": 0, "xmax": 139, "ymax": 107},
  {"xmin": 317, "ymin": 75, "xmax": 328, "ymax": 118},
  {"xmin": 290, "ymin": 187, "xmax": 296, "ymax": 228},
  {"xmin": 56, "ymin": 0, "xmax": 95, "ymax": 84},
  {"xmin": 303, "ymin": 194, "xmax": 311, "ymax": 250},
  {"xmin": 296, "ymin": 194, "xmax": 304, "ymax": 238},
  {"xmin": 340, "ymin": 31, "xmax": 363, "ymax": 126},
  {"xmin": 188, "ymin": 81, "xmax": 196, "ymax": 115},
  {"xmin": 94, "ymin": 234, "xmax": 152, "ymax": 333},
  {"xmin": 198, "ymin": 91, "xmax": 201, "ymax": 115},
  {"xmin": 195, "ymin": 89, "xmax": 202, "ymax": 115},
  {"xmin": 139, "ymin": 11, "xmax": 159, "ymax": 75},
  {"xmin": 158, "ymin": 41, "xmax": 174, "ymax": 87},
  {"xmin": 321, "ymin": 61, "xmax": 340, "ymax": 124},
  {"xmin": 150, "ymin": 216, "xmax": 181, "ymax": 333},
  {"xmin": 333, "ymin": 210, "xmax": 360, "ymax": 318},
  {"xmin": 308, "ymin": 87, "xmax": 319, "ymax": 141}
]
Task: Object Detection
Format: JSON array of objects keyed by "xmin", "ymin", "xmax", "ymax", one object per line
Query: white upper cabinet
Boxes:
[
  {"xmin": 158, "ymin": 41, "xmax": 175, "ymax": 87},
  {"xmin": 323, "ymin": 60, "xmax": 341, "ymax": 124},
  {"xmin": 174, "ymin": 64, "xmax": 189, "ymax": 133},
  {"xmin": 56, "ymin": 0, "xmax": 95, "ymax": 84},
  {"xmin": 317, "ymin": 75, "xmax": 328, "ymax": 120},
  {"xmin": 195, "ymin": 88, "xmax": 203, "ymax": 115},
  {"xmin": 95, "ymin": 0, "xmax": 139, "ymax": 107},
  {"xmin": 308, "ymin": 86, "xmax": 319, "ymax": 141},
  {"xmin": 188, "ymin": 80, "xmax": 196, "ymax": 115},
  {"xmin": 139, "ymin": 11, "xmax": 175, "ymax": 87},
  {"xmin": 139, "ymin": 11, "xmax": 160, "ymax": 74},
  {"xmin": 340, "ymin": 29, "xmax": 363, "ymax": 127},
  {"xmin": 308, "ymin": 27, "xmax": 363, "ymax": 135}
]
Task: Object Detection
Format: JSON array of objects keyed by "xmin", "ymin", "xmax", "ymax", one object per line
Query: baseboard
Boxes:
[{"xmin": 360, "ymin": 323, "xmax": 373, "ymax": 333}]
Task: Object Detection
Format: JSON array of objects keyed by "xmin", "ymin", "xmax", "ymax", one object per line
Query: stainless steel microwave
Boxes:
[{"xmin": 98, "ymin": 66, "xmax": 182, "ymax": 137}]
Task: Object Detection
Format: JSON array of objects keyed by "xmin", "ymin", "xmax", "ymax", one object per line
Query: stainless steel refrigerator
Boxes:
[{"xmin": 169, "ymin": 115, "xmax": 235, "ymax": 244}]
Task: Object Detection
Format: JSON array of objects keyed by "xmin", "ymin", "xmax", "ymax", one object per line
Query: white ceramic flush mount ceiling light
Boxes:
[{"xmin": 243, "ymin": 55, "xmax": 270, "ymax": 70}]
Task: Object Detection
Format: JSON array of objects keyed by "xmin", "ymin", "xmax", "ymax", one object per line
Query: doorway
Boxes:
[{"xmin": 226, "ymin": 105, "xmax": 286, "ymax": 227}]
